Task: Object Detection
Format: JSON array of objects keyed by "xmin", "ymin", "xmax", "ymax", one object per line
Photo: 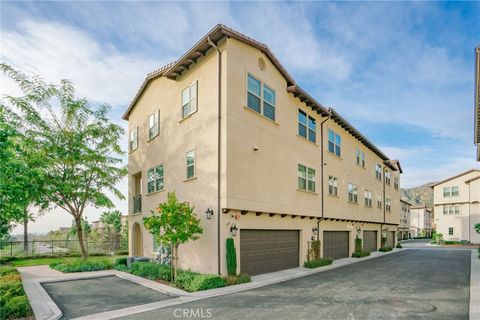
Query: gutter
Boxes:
[
  {"xmin": 207, "ymin": 37, "xmax": 222, "ymax": 275},
  {"xmin": 318, "ymin": 115, "xmax": 330, "ymax": 240}
]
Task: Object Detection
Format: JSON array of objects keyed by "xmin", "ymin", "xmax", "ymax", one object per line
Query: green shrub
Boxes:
[
  {"xmin": 379, "ymin": 247, "xmax": 393, "ymax": 252},
  {"xmin": 0, "ymin": 266, "xmax": 18, "ymax": 277},
  {"xmin": 130, "ymin": 262, "xmax": 171, "ymax": 281},
  {"xmin": 183, "ymin": 274, "xmax": 225, "ymax": 292},
  {"xmin": 115, "ymin": 250, "xmax": 129, "ymax": 256},
  {"xmin": 443, "ymin": 240, "xmax": 463, "ymax": 245},
  {"xmin": 304, "ymin": 258, "xmax": 333, "ymax": 269},
  {"xmin": 351, "ymin": 251, "xmax": 370, "ymax": 258},
  {"xmin": 224, "ymin": 273, "xmax": 251, "ymax": 286},
  {"xmin": 50, "ymin": 260, "xmax": 112, "ymax": 273},
  {"xmin": 396, "ymin": 243, "xmax": 402, "ymax": 248},
  {"xmin": 114, "ymin": 264, "xmax": 131, "ymax": 273},
  {"xmin": 175, "ymin": 270, "xmax": 197, "ymax": 289},
  {"xmin": 354, "ymin": 237, "xmax": 362, "ymax": 253},
  {"xmin": 2, "ymin": 295, "xmax": 31, "ymax": 319},
  {"xmin": 0, "ymin": 266, "xmax": 32, "ymax": 320},
  {"xmin": 226, "ymin": 238, "xmax": 237, "ymax": 276},
  {"xmin": 115, "ymin": 257, "xmax": 128, "ymax": 266}
]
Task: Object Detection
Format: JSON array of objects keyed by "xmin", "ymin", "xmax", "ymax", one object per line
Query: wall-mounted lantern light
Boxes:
[
  {"xmin": 312, "ymin": 227, "xmax": 319, "ymax": 235},
  {"xmin": 230, "ymin": 224, "xmax": 238, "ymax": 237},
  {"xmin": 205, "ymin": 208, "xmax": 214, "ymax": 220}
]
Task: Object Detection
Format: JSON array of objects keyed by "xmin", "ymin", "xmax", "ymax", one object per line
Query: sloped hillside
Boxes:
[{"xmin": 401, "ymin": 182, "xmax": 435, "ymax": 208}]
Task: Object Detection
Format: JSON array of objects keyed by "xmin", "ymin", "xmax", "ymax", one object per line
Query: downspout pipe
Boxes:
[
  {"xmin": 318, "ymin": 115, "xmax": 330, "ymax": 241},
  {"xmin": 207, "ymin": 36, "xmax": 222, "ymax": 275}
]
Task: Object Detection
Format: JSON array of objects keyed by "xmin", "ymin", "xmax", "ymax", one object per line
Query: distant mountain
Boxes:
[{"xmin": 401, "ymin": 182, "xmax": 435, "ymax": 208}]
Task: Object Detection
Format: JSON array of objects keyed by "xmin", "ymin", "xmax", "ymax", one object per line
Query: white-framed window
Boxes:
[
  {"xmin": 356, "ymin": 149, "xmax": 365, "ymax": 167},
  {"xmin": 448, "ymin": 227, "xmax": 453, "ymax": 235},
  {"xmin": 443, "ymin": 206, "xmax": 448, "ymax": 215},
  {"xmin": 328, "ymin": 129, "xmax": 341, "ymax": 157},
  {"xmin": 247, "ymin": 74, "xmax": 276, "ymax": 121},
  {"xmin": 377, "ymin": 195, "xmax": 382, "ymax": 208},
  {"xmin": 298, "ymin": 109, "xmax": 316, "ymax": 143},
  {"xmin": 298, "ymin": 164, "xmax": 316, "ymax": 192},
  {"xmin": 375, "ymin": 163, "xmax": 382, "ymax": 180},
  {"xmin": 385, "ymin": 197, "xmax": 391, "ymax": 212},
  {"xmin": 385, "ymin": 171, "xmax": 391, "ymax": 185},
  {"xmin": 348, "ymin": 183, "xmax": 358, "ymax": 203},
  {"xmin": 451, "ymin": 186, "xmax": 459, "ymax": 197},
  {"xmin": 455, "ymin": 205, "xmax": 460, "ymax": 214},
  {"xmin": 449, "ymin": 206, "xmax": 454, "ymax": 215},
  {"xmin": 328, "ymin": 176, "xmax": 338, "ymax": 196},
  {"xmin": 186, "ymin": 150, "xmax": 195, "ymax": 179},
  {"xmin": 148, "ymin": 111, "xmax": 159, "ymax": 139},
  {"xmin": 443, "ymin": 187, "xmax": 451, "ymax": 197},
  {"xmin": 147, "ymin": 164, "xmax": 164, "ymax": 193},
  {"xmin": 393, "ymin": 177, "xmax": 399, "ymax": 190},
  {"xmin": 364, "ymin": 190, "xmax": 372, "ymax": 207},
  {"xmin": 181, "ymin": 81, "xmax": 198, "ymax": 118},
  {"xmin": 129, "ymin": 127, "xmax": 138, "ymax": 151}
]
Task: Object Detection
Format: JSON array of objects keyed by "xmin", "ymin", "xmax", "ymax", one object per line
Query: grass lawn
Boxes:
[{"xmin": 11, "ymin": 255, "xmax": 127, "ymax": 267}]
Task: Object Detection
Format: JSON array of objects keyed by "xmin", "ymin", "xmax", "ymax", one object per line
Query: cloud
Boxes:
[{"xmin": 1, "ymin": 20, "xmax": 167, "ymax": 107}]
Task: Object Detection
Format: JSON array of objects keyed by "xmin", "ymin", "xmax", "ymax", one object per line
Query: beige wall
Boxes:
[
  {"xmin": 322, "ymin": 119, "xmax": 401, "ymax": 225},
  {"xmin": 433, "ymin": 170, "xmax": 480, "ymax": 243},
  {"xmin": 125, "ymin": 36, "xmax": 402, "ymax": 275}
]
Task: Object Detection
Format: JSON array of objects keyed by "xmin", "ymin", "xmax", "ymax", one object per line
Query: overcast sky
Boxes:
[{"xmin": 1, "ymin": 1, "xmax": 479, "ymax": 234}]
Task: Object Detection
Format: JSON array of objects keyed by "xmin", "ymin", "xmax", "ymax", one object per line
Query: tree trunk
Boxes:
[
  {"xmin": 75, "ymin": 217, "xmax": 88, "ymax": 261},
  {"xmin": 23, "ymin": 208, "xmax": 28, "ymax": 253},
  {"xmin": 172, "ymin": 243, "xmax": 179, "ymax": 281}
]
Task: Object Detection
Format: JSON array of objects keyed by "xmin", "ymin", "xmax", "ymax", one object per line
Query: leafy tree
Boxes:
[
  {"xmin": 143, "ymin": 192, "xmax": 203, "ymax": 280},
  {"xmin": 0, "ymin": 108, "xmax": 44, "ymax": 240},
  {"xmin": 69, "ymin": 217, "xmax": 91, "ymax": 240},
  {"xmin": 1, "ymin": 64, "xmax": 127, "ymax": 260},
  {"xmin": 474, "ymin": 223, "xmax": 480, "ymax": 235},
  {"xmin": 100, "ymin": 210, "xmax": 122, "ymax": 249},
  {"xmin": 120, "ymin": 220, "xmax": 129, "ymax": 252}
]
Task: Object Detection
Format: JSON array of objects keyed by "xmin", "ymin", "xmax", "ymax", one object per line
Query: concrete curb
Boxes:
[{"xmin": 470, "ymin": 249, "xmax": 480, "ymax": 320}]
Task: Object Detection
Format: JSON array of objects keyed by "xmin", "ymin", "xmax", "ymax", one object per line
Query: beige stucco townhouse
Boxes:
[
  {"xmin": 398, "ymin": 199, "xmax": 412, "ymax": 240},
  {"xmin": 123, "ymin": 24, "xmax": 402, "ymax": 276},
  {"xmin": 409, "ymin": 205, "xmax": 433, "ymax": 238},
  {"xmin": 432, "ymin": 169, "xmax": 480, "ymax": 243}
]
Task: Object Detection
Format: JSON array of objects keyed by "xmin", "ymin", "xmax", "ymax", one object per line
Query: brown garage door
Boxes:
[
  {"xmin": 240, "ymin": 229, "xmax": 299, "ymax": 276},
  {"xmin": 323, "ymin": 231, "xmax": 349, "ymax": 260},
  {"xmin": 363, "ymin": 231, "xmax": 377, "ymax": 253},
  {"xmin": 386, "ymin": 231, "xmax": 395, "ymax": 247}
]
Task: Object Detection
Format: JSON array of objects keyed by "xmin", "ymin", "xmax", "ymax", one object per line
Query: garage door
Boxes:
[
  {"xmin": 240, "ymin": 229, "xmax": 299, "ymax": 276},
  {"xmin": 363, "ymin": 231, "xmax": 377, "ymax": 253},
  {"xmin": 386, "ymin": 231, "xmax": 395, "ymax": 247},
  {"xmin": 323, "ymin": 231, "xmax": 349, "ymax": 260}
]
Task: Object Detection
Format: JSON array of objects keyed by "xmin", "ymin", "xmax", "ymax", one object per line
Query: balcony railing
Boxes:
[{"xmin": 133, "ymin": 195, "xmax": 142, "ymax": 214}]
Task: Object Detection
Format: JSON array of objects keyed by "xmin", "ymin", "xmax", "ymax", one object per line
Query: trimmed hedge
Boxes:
[
  {"xmin": 304, "ymin": 258, "xmax": 333, "ymax": 269},
  {"xmin": 115, "ymin": 257, "xmax": 128, "ymax": 266},
  {"xmin": 130, "ymin": 262, "xmax": 171, "ymax": 281},
  {"xmin": 0, "ymin": 266, "xmax": 32, "ymax": 320},
  {"xmin": 379, "ymin": 247, "xmax": 393, "ymax": 252},
  {"xmin": 351, "ymin": 251, "xmax": 370, "ymax": 258},
  {"xmin": 396, "ymin": 243, "xmax": 403, "ymax": 248},
  {"xmin": 120, "ymin": 262, "xmax": 227, "ymax": 292},
  {"xmin": 50, "ymin": 260, "xmax": 112, "ymax": 273}
]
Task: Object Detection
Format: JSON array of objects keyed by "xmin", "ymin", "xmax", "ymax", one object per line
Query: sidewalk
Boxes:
[{"xmin": 19, "ymin": 248, "xmax": 404, "ymax": 320}]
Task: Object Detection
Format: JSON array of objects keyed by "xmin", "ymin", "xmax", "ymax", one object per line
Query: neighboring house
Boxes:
[
  {"xmin": 398, "ymin": 199, "xmax": 412, "ymax": 240},
  {"xmin": 123, "ymin": 24, "xmax": 402, "ymax": 276},
  {"xmin": 432, "ymin": 169, "xmax": 480, "ymax": 243},
  {"xmin": 91, "ymin": 215, "xmax": 128, "ymax": 231},
  {"xmin": 475, "ymin": 46, "xmax": 479, "ymax": 161},
  {"xmin": 409, "ymin": 205, "xmax": 434, "ymax": 237}
]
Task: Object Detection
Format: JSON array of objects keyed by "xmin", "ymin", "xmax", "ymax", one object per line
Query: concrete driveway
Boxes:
[{"xmin": 118, "ymin": 249, "xmax": 471, "ymax": 320}]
